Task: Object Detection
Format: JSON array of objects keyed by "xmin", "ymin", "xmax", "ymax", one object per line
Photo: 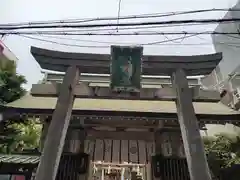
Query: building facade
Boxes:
[
  {"xmin": 0, "ymin": 40, "xmax": 18, "ymax": 63},
  {"xmin": 201, "ymin": 1, "xmax": 240, "ymax": 110}
]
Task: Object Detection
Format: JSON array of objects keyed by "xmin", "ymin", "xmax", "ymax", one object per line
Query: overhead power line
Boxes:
[
  {"xmin": 17, "ymin": 33, "xmax": 240, "ymax": 48},
  {"xmin": 18, "ymin": 34, "xmax": 109, "ymax": 48},
  {"xmin": 30, "ymin": 34, "xmax": 240, "ymax": 46},
  {"xmin": 0, "ymin": 21, "xmax": 233, "ymax": 35},
  {"xmin": 0, "ymin": 22, "xmax": 230, "ymax": 36},
  {"xmin": 143, "ymin": 33, "xmax": 202, "ymax": 45},
  {"xmin": 1, "ymin": 18, "xmax": 240, "ymax": 30},
  {"xmin": 1, "ymin": 31, "xmax": 240, "ymax": 36},
  {"xmin": 17, "ymin": 33, "xmax": 202, "ymax": 48},
  {"xmin": 18, "ymin": 33, "xmax": 195, "ymax": 46},
  {"xmin": 0, "ymin": 8, "xmax": 238, "ymax": 27},
  {"xmin": 116, "ymin": 0, "xmax": 122, "ymax": 32}
]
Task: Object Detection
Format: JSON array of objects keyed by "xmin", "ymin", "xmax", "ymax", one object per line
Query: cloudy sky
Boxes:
[{"xmin": 0, "ymin": 0, "xmax": 238, "ymax": 89}]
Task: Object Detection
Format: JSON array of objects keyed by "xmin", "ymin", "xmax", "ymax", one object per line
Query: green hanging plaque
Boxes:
[{"xmin": 110, "ymin": 45, "xmax": 143, "ymax": 92}]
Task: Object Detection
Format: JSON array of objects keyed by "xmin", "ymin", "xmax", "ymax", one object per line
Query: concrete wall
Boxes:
[
  {"xmin": 200, "ymin": 69, "xmax": 220, "ymax": 90},
  {"xmin": 201, "ymin": 124, "xmax": 240, "ymax": 137},
  {"xmin": 201, "ymin": 1, "xmax": 240, "ymax": 110},
  {"xmin": 211, "ymin": 1, "xmax": 240, "ymax": 82},
  {"xmin": 202, "ymin": 1, "xmax": 240, "ymax": 91}
]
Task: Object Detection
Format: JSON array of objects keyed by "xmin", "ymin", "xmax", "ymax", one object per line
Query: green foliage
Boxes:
[
  {"xmin": 203, "ymin": 133, "xmax": 240, "ymax": 178},
  {"xmin": 11, "ymin": 119, "xmax": 41, "ymax": 149},
  {"xmin": 0, "ymin": 57, "xmax": 41, "ymax": 154},
  {"xmin": 0, "ymin": 58, "xmax": 26, "ymax": 104},
  {"xmin": 0, "ymin": 119, "xmax": 42, "ymax": 154}
]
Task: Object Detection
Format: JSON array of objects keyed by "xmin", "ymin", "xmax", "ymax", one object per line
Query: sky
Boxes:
[{"xmin": 0, "ymin": 0, "xmax": 239, "ymax": 89}]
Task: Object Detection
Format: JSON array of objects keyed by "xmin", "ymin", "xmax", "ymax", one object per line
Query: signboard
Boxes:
[{"xmin": 110, "ymin": 45, "xmax": 143, "ymax": 92}]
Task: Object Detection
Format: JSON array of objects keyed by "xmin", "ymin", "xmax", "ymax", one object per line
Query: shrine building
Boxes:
[{"xmin": 1, "ymin": 46, "xmax": 240, "ymax": 180}]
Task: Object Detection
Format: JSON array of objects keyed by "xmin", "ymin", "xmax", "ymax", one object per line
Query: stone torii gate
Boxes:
[{"xmin": 30, "ymin": 46, "xmax": 222, "ymax": 180}]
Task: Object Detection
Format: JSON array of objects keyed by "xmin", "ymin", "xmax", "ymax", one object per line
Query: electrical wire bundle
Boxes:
[{"xmin": 1, "ymin": 8, "xmax": 240, "ymax": 48}]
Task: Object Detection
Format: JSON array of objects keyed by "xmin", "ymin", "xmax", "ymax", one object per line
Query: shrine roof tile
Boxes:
[
  {"xmin": 6, "ymin": 94, "xmax": 239, "ymax": 115},
  {"xmin": 0, "ymin": 154, "xmax": 40, "ymax": 164}
]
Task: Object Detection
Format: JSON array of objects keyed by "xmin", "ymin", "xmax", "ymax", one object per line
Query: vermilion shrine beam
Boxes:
[{"xmin": 31, "ymin": 46, "xmax": 222, "ymax": 180}]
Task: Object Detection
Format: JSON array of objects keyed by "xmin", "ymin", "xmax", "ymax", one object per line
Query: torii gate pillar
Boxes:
[
  {"xmin": 172, "ymin": 69, "xmax": 211, "ymax": 180},
  {"xmin": 35, "ymin": 66, "xmax": 80, "ymax": 180}
]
